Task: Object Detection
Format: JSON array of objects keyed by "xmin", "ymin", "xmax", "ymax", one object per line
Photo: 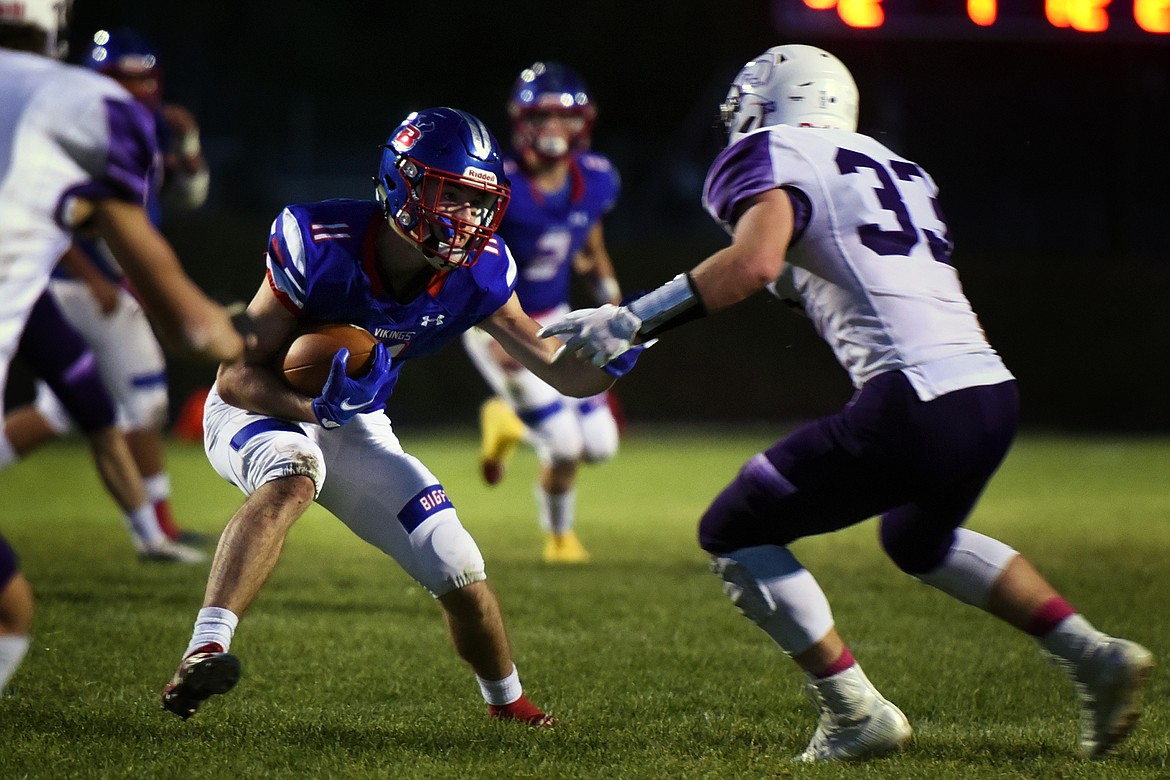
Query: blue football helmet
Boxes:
[
  {"xmin": 84, "ymin": 27, "xmax": 163, "ymax": 108},
  {"xmin": 375, "ymin": 107, "xmax": 511, "ymax": 270},
  {"xmin": 508, "ymin": 61, "xmax": 596, "ymax": 159}
]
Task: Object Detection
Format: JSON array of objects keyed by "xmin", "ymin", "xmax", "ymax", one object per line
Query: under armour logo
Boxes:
[{"xmin": 420, "ymin": 314, "xmax": 445, "ymax": 327}]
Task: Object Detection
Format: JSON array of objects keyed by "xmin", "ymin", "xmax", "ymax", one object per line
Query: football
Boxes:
[{"xmin": 276, "ymin": 323, "xmax": 379, "ymax": 396}]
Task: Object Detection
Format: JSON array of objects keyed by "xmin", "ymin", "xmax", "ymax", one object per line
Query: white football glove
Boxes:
[{"xmin": 538, "ymin": 304, "xmax": 642, "ymax": 367}]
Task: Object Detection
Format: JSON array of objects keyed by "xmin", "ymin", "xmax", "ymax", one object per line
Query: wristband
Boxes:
[{"xmin": 627, "ymin": 273, "xmax": 707, "ymax": 338}]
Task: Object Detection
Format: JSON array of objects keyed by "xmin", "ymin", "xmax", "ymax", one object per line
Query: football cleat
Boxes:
[
  {"xmin": 138, "ymin": 539, "xmax": 208, "ymax": 564},
  {"xmin": 161, "ymin": 643, "xmax": 241, "ymax": 720},
  {"xmin": 488, "ymin": 694, "xmax": 558, "ymax": 728},
  {"xmin": 798, "ymin": 665, "xmax": 912, "ymax": 763},
  {"xmin": 479, "ymin": 397, "xmax": 525, "ymax": 486},
  {"xmin": 1069, "ymin": 637, "xmax": 1154, "ymax": 757},
  {"xmin": 542, "ymin": 531, "xmax": 591, "ymax": 564}
]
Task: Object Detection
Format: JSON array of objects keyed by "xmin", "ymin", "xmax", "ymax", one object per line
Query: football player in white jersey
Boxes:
[
  {"xmin": 0, "ymin": 0, "xmax": 245, "ymax": 696},
  {"xmin": 542, "ymin": 45, "xmax": 1153, "ymax": 761},
  {"xmin": 3, "ymin": 26, "xmax": 214, "ymax": 546}
]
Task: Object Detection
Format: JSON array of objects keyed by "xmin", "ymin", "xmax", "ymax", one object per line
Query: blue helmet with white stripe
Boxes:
[{"xmin": 375, "ymin": 107, "xmax": 510, "ymax": 270}]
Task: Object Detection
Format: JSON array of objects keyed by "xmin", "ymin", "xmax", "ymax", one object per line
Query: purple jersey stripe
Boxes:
[
  {"xmin": 101, "ymin": 97, "xmax": 157, "ymax": 204},
  {"xmin": 703, "ymin": 131, "xmax": 778, "ymax": 226}
]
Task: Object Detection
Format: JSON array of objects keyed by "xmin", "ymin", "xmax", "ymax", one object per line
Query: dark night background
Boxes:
[{"xmin": 12, "ymin": 0, "xmax": 1170, "ymax": 431}]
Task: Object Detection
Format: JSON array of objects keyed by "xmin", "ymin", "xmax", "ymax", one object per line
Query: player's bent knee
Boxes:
[
  {"xmin": 699, "ymin": 454, "xmax": 797, "ymax": 554},
  {"xmin": 121, "ymin": 387, "xmax": 169, "ymax": 432},
  {"xmin": 531, "ymin": 412, "xmax": 585, "ymax": 463},
  {"xmin": 33, "ymin": 385, "xmax": 74, "ymax": 436},
  {"xmin": 580, "ymin": 406, "xmax": 619, "ymax": 463},
  {"xmin": 407, "ymin": 508, "xmax": 487, "ymax": 598}
]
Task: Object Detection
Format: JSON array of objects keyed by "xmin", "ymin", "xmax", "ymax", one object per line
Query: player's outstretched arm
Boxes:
[
  {"xmin": 90, "ymin": 198, "xmax": 244, "ymax": 364},
  {"xmin": 540, "ymin": 189, "xmax": 795, "ymax": 365},
  {"xmin": 479, "ymin": 293, "xmax": 622, "ymax": 398}
]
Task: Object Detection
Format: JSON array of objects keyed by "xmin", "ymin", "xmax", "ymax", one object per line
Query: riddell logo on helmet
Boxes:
[
  {"xmin": 463, "ymin": 167, "xmax": 498, "ymax": 185},
  {"xmin": 392, "ymin": 125, "xmax": 421, "ymax": 152}
]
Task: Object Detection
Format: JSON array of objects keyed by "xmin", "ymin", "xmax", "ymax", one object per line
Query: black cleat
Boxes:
[{"xmin": 161, "ymin": 643, "xmax": 241, "ymax": 720}]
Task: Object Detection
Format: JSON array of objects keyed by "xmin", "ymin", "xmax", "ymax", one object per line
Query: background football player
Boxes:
[{"xmin": 462, "ymin": 62, "xmax": 624, "ymax": 563}]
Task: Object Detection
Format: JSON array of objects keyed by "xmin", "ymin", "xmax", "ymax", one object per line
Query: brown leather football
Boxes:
[{"xmin": 276, "ymin": 323, "xmax": 379, "ymax": 396}]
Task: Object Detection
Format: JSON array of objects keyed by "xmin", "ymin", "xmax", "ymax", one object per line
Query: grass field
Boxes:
[{"xmin": 1, "ymin": 427, "xmax": 1168, "ymax": 779}]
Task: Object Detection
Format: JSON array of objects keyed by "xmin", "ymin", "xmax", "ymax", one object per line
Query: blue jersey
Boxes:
[
  {"xmin": 499, "ymin": 151, "xmax": 619, "ymax": 315},
  {"xmin": 265, "ymin": 199, "xmax": 517, "ymax": 409}
]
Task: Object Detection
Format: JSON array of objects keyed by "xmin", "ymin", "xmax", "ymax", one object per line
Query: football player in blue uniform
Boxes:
[
  {"xmin": 162, "ymin": 107, "xmax": 636, "ymax": 725},
  {"xmin": 463, "ymin": 62, "xmax": 624, "ymax": 563},
  {"xmin": 542, "ymin": 45, "xmax": 1153, "ymax": 760}
]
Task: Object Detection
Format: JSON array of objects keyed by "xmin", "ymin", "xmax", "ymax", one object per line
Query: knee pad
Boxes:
[
  {"xmin": 710, "ymin": 545, "xmax": 834, "ymax": 656},
  {"xmin": 915, "ymin": 528, "xmax": 1018, "ymax": 607},
  {"xmin": 699, "ymin": 454, "xmax": 796, "ymax": 554},
  {"xmin": 578, "ymin": 397, "xmax": 619, "ymax": 463},
  {"xmin": 404, "ymin": 507, "xmax": 487, "ymax": 598},
  {"xmin": 526, "ymin": 404, "xmax": 584, "ymax": 464},
  {"xmin": 33, "ymin": 382, "xmax": 75, "ymax": 435}
]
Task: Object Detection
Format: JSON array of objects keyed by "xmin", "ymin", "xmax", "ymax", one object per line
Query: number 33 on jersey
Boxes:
[{"xmin": 703, "ymin": 124, "xmax": 1012, "ymax": 402}]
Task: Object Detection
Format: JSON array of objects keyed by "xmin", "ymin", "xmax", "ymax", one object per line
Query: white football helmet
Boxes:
[
  {"xmin": 720, "ymin": 44, "xmax": 858, "ymax": 144},
  {"xmin": 0, "ymin": 0, "xmax": 72, "ymax": 58}
]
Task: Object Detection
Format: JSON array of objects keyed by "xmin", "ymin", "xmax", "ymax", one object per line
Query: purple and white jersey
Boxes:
[
  {"xmin": 265, "ymin": 198, "xmax": 517, "ymax": 409},
  {"xmin": 703, "ymin": 125, "xmax": 1013, "ymax": 401},
  {"xmin": 0, "ymin": 49, "xmax": 156, "ymax": 373},
  {"xmin": 500, "ymin": 151, "xmax": 619, "ymax": 316}
]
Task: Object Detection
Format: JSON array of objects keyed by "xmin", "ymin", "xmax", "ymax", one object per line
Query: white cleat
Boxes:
[
  {"xmin": 138, "ymin": 539, "xmax": 208, "ymax": 564},
  {"xmin": 797, "ymin": 665, "xmax": 912, "ymax": 763},
  {"xmin": 1071, "ymin": 638, "xmax": 1154, "ymax": 757}
]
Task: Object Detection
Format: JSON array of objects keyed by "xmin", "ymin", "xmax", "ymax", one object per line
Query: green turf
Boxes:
[{"xmin": 1, "ymin": 428, "xmax": 1167, "ymax": 778}]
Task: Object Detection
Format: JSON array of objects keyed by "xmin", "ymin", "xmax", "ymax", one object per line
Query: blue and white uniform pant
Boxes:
[{"xmin": 203, "ymin": 385, "xmax": 486, "ymax": 597}]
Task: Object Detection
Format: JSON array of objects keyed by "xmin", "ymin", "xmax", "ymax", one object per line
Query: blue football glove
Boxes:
[{"xmin": 310, "ymin": 342, "xmax": 392, "ymax": 429}]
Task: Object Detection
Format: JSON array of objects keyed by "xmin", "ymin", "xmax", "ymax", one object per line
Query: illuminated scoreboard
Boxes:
[{"xmin": 772, "ymin": 0, "xmax": 1170, "ymax": 39}]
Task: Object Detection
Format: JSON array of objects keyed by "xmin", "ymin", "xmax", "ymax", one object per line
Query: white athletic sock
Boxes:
[
  {"xmin": 126, "ymin": 504, "xmax": 166, "ymax": 548},
  {"xmin": 0, "ymin": 432, "xmax": 17, "ymax": 470},
  {"xmin": 476, "ymin": 664, "xmax": 522, "ymax": 706},
  {"xmin": 143, "ymin": 472, "xmax": 171, "ymax": 504},
  {"xmin": 185, "ymin": 607, "xmax": 239, "ymax": 656},
  {"xmin": 535, "ymin": 486, "xmax": 575, "ymax": 535},
  {"xmin": 0, "ymin": 634, "xmax": 31, "ymax": 694},
  {"xmin": 1040, "ymin": 614, "xmax": 1106, "ymax": 667}
]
